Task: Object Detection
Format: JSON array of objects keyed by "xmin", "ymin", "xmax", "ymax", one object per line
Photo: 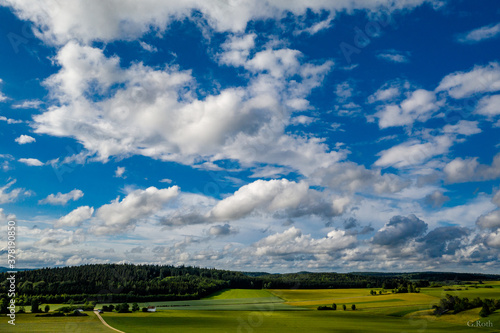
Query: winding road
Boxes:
[{"xmin": 94, "ymin": 310, "xmax": 126, "ymax": 333}]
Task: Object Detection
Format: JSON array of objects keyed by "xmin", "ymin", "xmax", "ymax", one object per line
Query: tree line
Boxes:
[{"xmin": 0, "ymin": 264, "xmax": 498, "ymax": 306}]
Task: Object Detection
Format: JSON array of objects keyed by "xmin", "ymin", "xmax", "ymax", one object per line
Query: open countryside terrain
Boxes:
[{"xmin": 3, "ymin": 285, "xmax": 500, "ymax": 332}]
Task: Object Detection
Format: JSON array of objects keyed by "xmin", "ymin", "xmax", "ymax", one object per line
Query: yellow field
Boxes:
[{"xmin": 271, "ymin": 290, "xmax": 439, "ymax": 310}]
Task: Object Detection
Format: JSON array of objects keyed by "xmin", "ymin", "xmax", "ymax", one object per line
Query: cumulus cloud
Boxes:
[
  {"xmin": 372, "ymin": 214, "xmax": 428, "ymax": 247},
  {"xmin": 15, "ymin": 135, "xmax": 36, "ymax": 144},
  {"xmin": 436, "ymin": 62, "xmax": 500, "ymax": 99},
  {"xmin": 92, "ymin": 186, "xmax": 179, "ymax": 235},
  {"xmin": 424, "ymin": 190, "xmax": 450, "ymax": 208},
  {"xmin": 34, "ymin": 228, "xmax": 85, "ymax": 247},
  {"xmin": 32, "ymin": 41, "xmax": 342, "ymax": 180},
  {"xmin": 416, "ymin": 226, "xmax": 469, "ymax": 258},
  {"xmin": 444, "ymin": 153, "xmax": 500, "ymax": 183},
  {"xmin": 18, "ymin": 158, "xmax": 44, "ymax": 166},
  {"xmin": 208, "ymin": 223, "xmax": 238, "ymax": 237},
  {"xmin": 374, "ymin": 135, "xmax": 453, "ymax": 169},
  {"xmin": 367, "ymin": 81, "xmax": 409, "ymax": 104},
  {"xmin": 476, "ymin": 210, "xmax": 500, "ymax": 230},
  {"xmin": 313, "ymin": 161, "xmax": 409, "ymax": 194},
  {"xmin": 209, "ymin": 179, "xmax": 349, "ymax": 222},
  {"xmin": 253, "ymin": 226, "xmax": 356, "ymax": 257},
  {"xmin": 114, "ymin": 166, "xmax": 126, "ymax": 178},
  {"xmin": 39, "ymin": 189, "xmax": 84, "ymax": 205},
  {"xmin": 219, "ymin": 33, "xmax": 256, "ymax": 67},
  {"xmin": 55, "ymin": 206, "xmax": 94, "ymax": 227},
  {"xmin": 475, "ymin": 94, "xmax": 500, "ymax": 117},
  {"xmin": 457, "ymin": 22, "xmax": 500, "ymax": 44},
  {"xmin": 373, "ymin": 89, "xmax": 441, "ymax": 128},
  {"xmin": 2, "ymin": 0, "xmax": 432, "ymax": 45},
  {"xmin": 443, "ymin": 120, "xmax": 481, "ymax": 136}
]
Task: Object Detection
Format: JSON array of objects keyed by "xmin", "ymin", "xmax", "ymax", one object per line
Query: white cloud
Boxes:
[
  {"xmin": 11, "ymin": 100, "xmax": 42, "ymax": 109},
  {"xmin": 335, "ymin": 81, "xmax": 353, "ymax": 102},
  {"xmin": 92, "ymin": 186, "xmax": 179, "ymax": 235},
  {"xmin": 0, "ymin": 208, "xmax": 16, "ymax": 223},
  {"xmin": 209, "ymin": 179, "xmax": 348, "ymax": 221},
  {"xmin": 0, "ymin": 78, "xmax": 6, "ymax": 102},
  {"xmin": 375, "ymin": 135, "xmax": 453, "ymax": 169},
  {"xmin": 368, "ymin": 86, "xmax": 401, "ymax": 103},
  {"xmin": 0, "ymin": 180, "xmax": 25, "ymax": 204},
  {"xmin": 475, "ymin": 94, "xmax": 500, "ymax": 117},
  {"xmin": 290, "ymin": 115, "xmax": 315, "ymax": 125},
  {"xmin": 374, "ymin": 89, "xmax": 441, "ymax": 128},
  {"xmin": 443, "ymin": 120, "xmax": 481, "ymax": 136},
  {"xmin": 139, "ymin": 41, "xmax": 157, "ymax": 53},
  {"xmin": 114, "ymin": 166, "xmax": 126, "ymax": 178},
  {"xmin": 436, "ymin": 62, "xmax": 500, "ymax": 99},
  {"xmin": 32, "ymin": 41, "xmax": 343, "ymax": 180},
  {"xmin": 18, "ymin": 158, "xmax": 44, "ymax": 166},
  {"xmin": 39, "ymin": 189, "xmax": 84, "ymax": 205},
  {"xmin": 295, "ymin": 14, "xmax": 334, "ymax": 36},
  {"xmin": 0, "ymin": 116, "xmax": 23, "ymax": 124},
  {"xmin": 219, "ymin": 33, "xmax": 256, "ymax": 67},
  {"xmin": 15, "ymin": 135, "xmax": 36, "ymax": 144},
  {"xmin": 444, "ymin": 153, "xmax": 500, "ymax": 183},
  {"xmin": 159, "ymin": 178, "xmax": 172, "ymax": 184},
  {"xmin": 3, "ymin": 0, "xmax": 433, "ymax": 45},
  {"xmin": 55, "ymin": 206, "xmax": 94, "ymax": 227},
  {"xmin": 376, "ymin": 51, "xmax": 409, "ymax": 63},
  {"xmin": 253, "ymin": 226, "xmax": 356, "ymax": 257},
  {"xmin": 457, "ymin": 22, "xmax": 500, "ymax": 44}
]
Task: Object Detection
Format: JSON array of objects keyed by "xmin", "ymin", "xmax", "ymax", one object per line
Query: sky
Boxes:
[{"xmin": 0, "ymin": 0, "xmax": 499, "ymax": 273}]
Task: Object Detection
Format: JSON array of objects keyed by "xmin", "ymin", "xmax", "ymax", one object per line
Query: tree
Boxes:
[
  {"xmin": 479, "ymin": 304, "xmax": 491, "ymax": 317},
  {"xmin": 132, "ymin": 302, "xmax": 139, "ymax": 312},
  {"xmin": 343, "ymin": 304, "xmax": 347, "ymax": 311},
  {"xmin": 351, "ymin": 304, "xmax": 356, "ymax": 311},
  {"xmin": 332, "ymin": 303, "xmax": 337, "ymax": 310},
  {"xmin": 117, "ymin": 303, "xmax": 129, "ymax": 313},
  {"xmin": 109, "ymin": 304, "xmax": 115, "ymax": 312},
  {"xmin": 142, "ymin": 307, "xmax": 148, "ymax": 312},
  {"xmin": 44, "ymin": 305, "xmax": 50, "ymax": 313},
  {"xmin": 0, "ymin": 299, "xmax": 8, "ymax": 314},
  {"xmin": 31, "ymin": 299, "xmax": 40, "ymax": 313}
]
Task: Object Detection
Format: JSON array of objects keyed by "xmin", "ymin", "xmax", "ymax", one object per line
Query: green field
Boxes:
[
  {"xmin": 3, "ymin": 286, "xmax": 500, "ymax": 332},
  {"xmin": 205, "ymin": 288, "xmax": 275, "ymax": 299},
  {"xmin": 0, "ymin": 312, "xmax": 114, "ymax": 333}
]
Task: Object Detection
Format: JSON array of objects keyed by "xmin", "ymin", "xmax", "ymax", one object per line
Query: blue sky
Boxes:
[{"xmin": 0, "ymin": 0, "xmax": 499, "ymax": 272}]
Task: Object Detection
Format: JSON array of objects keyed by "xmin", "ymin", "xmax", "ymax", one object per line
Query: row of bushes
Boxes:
[{"xmin": 317, "ymin": 303, "xmax": 356, "ymax": 311}]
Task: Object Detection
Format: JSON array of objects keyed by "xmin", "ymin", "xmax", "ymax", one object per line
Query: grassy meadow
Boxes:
[{"xmin": 2, "ymin": 284, "xmax": 500, "ymax": 332}]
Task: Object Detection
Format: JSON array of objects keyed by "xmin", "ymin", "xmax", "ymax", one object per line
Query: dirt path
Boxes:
[{"xmin": 94, "ymin": 310, "xmax": 126, "ymax": 333}]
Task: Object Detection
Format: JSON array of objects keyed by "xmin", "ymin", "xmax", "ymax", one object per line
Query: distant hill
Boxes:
[
  {"xmin": 0, "ymin": 266, "xmax": 33, "ymax": 273},
  {"xmin": 2, "ymin": 264, "xmax": 499, "ymax": 305}
]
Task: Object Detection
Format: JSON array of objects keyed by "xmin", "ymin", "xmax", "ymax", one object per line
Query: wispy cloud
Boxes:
[
  {"xmin": 376, "ymin": 50, "xmax": 410, "ymax": 63},
  {"xmin": 39, "ymin": 189, "xmax": 84, "ymax": 205},
  {"xmin": 457, "ymin": 22, "xmax": 500, "ymax": 44},
  {"xmin": 18, "ymin": 158, "xmax": 44, "ymax": 166}
]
